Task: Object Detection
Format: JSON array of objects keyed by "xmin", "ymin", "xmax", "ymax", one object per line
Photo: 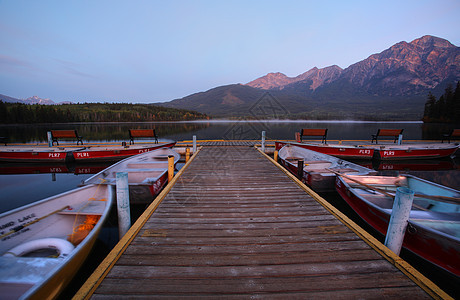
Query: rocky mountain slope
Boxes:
[{"xmin": 161, "ymin": 35, "xmax": 460, "ymax": 120}]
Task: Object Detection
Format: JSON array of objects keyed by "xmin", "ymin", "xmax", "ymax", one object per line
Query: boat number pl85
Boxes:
[{"xmin": 383, "ymin": 151, "xmax": 395, "ymax": 156}]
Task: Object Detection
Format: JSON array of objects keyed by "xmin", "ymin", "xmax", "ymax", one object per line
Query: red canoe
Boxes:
[
  {"xmin": 0, "ymin": 142, "xmax": 176, "ymax": 163},
  {"xmin": 275, "ymin": 141, "xmax": 459, "ymax": 161},
  {"xmin": 275, "ymin": 141, "xmax": 375, "ymax": 159},
  {"xmin": 372, "ymin": 143, "xmax": 459, "ymax": 160},
  {"xmin": 72, "ymin": 142, "xmax": 176, "ymax": 162}
]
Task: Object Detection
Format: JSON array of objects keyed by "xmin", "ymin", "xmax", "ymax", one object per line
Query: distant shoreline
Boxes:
[
  {"xmin": 180, "ymin": 119, "xmax": 424, "ymax": 124},
  {"xmin": 0, "ymin": 119, "xmax": 425, "ymax": 126}
]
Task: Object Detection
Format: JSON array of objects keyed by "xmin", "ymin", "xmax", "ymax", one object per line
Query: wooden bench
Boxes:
[
  {"xmin": 299, "ymin": 128, "xmax": 328, "ymax": 143},
  {"xmin": 371, "ymin": 129, "xmax": 403, "ymax": 144},
  {"xmin": 129, "ymin": 129, "xmax": 158, "ymax": 145},
  {"xmin": 51, "ymin": 130, "xmax": 83, "ymax": 146},
  {"xmin": 441, "ymin": 129, "xmax": 460, "ymax": 143}
]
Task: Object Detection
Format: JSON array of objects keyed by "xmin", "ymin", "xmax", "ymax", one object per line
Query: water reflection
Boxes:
[{"xmin": 0, "ymin": 122, "xmax": 211, "ymax": 143}]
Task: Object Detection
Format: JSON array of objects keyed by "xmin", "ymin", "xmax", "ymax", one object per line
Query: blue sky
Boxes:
[{"xmin": 1, "ymin": 0, "xmax": 459, "ymax": 103}]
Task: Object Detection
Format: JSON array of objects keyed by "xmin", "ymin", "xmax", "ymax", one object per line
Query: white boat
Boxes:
[
  {"xmin": 0, "ymin": 184, "xmax": 113, "ymax": 299},
  {"xmin": 83, "ymin": 147, "xmax": 180, "ymax": 203},
  {"xmin": 335, "ymin": 174, "xmax": 460, "ymax": 277},
  {"xmin": 278, "ymin": 144, "xmax": 376, "ymax": 192}
]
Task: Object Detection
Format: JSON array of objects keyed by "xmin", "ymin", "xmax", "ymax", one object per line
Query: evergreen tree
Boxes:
[
  {"xmin": 0, "ymin": 101, "xmax": 7, "ymax": 123},
  {"xmin": 423, "ymin": 81, "xmax": 460, "ymax": 123},
  {"xmin": 423, "ymin": 93, "xmax": 436, "ymax": 121}
]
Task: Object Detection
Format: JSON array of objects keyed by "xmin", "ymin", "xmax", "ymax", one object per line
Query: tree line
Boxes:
[
  {"xmin": 0, "ymin": 102, "xmax": 209, "ymax": 124},
  {"xmin": 423, "ymin": 82, "xmax": 460, "ymax": 123}
]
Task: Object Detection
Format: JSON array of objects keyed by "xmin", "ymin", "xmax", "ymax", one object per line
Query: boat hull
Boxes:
[
  {"xmin": 72, "ymin": 142, "xmax": 176, "ymax": 162},
  {"xmin": 83, "ymin": 147, "xmax": 180, "ymax": 203},
  {"xmin": 0, "ymin": 149, "xmax": 74, "ymax": 163},
  {"xmin": 0, "ymin": 142, "xmax": 176, "ymax": 163},
  {"xmin": 275, "ymin": 141, "xmax": 459, "ymax": 160},
  {"xmin": 275, "ymin": 141, "xmax": 375, "ymax": 159},
  {"xmin": 335, "ymin": 175, "xmax": 460, "ymax": 277},
  {"xmin": 374, "ymin": 144, "xmax": 459, "ymax": 160},
  {"xmin": 0, "ymin": 184, "xmax": 113, "ymax": 299}
]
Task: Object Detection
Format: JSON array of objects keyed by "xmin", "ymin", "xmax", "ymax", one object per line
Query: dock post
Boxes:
[
  {"xmin": 168, "ymin": 155, "xmax": 175, "ymax": 182},
  {"xmin": 116, "ymin": 172, "xmax": 131, "ymax": 239},
  {"xmin": 261, "ymin": 131, "xmax": 266, "ymax": 153},
  {"xmin": 397, "ymin": 134, "xmax": 403, "ymax": 145},
  {"xmin": 193, "ymin": 135, "xmax": 197, "ymax": 153},
  {"xmin": 47, "ymin": 131, "xmax": 52, "ymax": 147},
  {"xmin": 384, "ymin": 187, "xmax": 414, "ymax": 255},
  {"xmin": 185, "ymin": 148, "xmax": 190, "ymax": 163},
  {"xmin": 274, "ymin": 150, "xmax": 278, "ymax": 162},
  {"xmin": 297, "ymin": 160, "xmax": 304, "ymax": 180}
]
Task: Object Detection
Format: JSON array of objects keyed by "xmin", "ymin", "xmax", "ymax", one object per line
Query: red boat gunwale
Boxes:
[
  {"xmin": 0, "ymin": 142, "xmax": 176, "ymax": 163},
  {"xmin": 275, "ymin": 141, "xmax": 375, "ymax": 160},
  {"xmin": 72, "ymin": 142, "xmax": 176, "ymax": 162}
]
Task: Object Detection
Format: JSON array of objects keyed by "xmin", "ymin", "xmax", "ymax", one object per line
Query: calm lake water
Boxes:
[
  {"xmin": 0, "ymin": 120, "xmax": 459, "ymax": 297},
  {"xmin": 1, "ymin": 120, "xmax": 458, "ymax": 214},
  {"xmin": 0, "ymin": 120, "xmax": 458, "ymax": 143}
]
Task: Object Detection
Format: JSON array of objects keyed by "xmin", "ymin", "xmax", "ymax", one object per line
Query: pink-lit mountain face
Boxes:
[
  {"xmin": 246, "ymin": 35, "xmax": 460, "ymax": 97},
  {"xmin": 247, "ymin": 65, "xmax": 343, "ymax": 91},
  {"xmin": 161, "ymin": 36, "xmax": 459, "ymax": 119}
]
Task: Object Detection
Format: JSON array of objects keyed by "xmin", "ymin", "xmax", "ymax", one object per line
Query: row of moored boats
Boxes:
[
  {"xmin": 276, "ymin": 143, "xmax": 460, "ymax": 280},
  {"xmin": 0, "ymin": 145, "xmax": 180, "ymax": 299},
  {"xmin": 0, "ymin": 139, "xmax": 459, "ymax": 299}
]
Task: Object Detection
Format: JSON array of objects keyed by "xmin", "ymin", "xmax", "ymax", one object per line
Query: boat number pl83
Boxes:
[{"xmin": 358, "ymin": 150, "xmax": 371, "ymax": 154}]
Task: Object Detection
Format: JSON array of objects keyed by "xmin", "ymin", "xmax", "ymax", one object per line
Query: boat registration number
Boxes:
[{"xmin": 383, "ymin": 151, "xmax": 395, "ymax": 156}]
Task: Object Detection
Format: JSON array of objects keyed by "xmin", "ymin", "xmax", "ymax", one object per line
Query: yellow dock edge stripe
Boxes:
[
  {"xmin": 72, "ymin": 147, "xmax": 203, "ymax": 300},
  {"xmin": 255, "ymin": 146, "xmax": 452, "ymax": 300}
]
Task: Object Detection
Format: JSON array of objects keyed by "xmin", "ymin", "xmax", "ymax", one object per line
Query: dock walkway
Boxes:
[{"xmin": 77, "ymin": 146, "xmax": 441, "ymax": 299}]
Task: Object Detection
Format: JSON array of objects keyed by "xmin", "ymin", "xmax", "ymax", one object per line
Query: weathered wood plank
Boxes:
[
  {"xmin": 106, "ymin": 259, "xmax": 402, "ymax": 279},
  {"xmin": 95, "ymin": 272, "xmax": 421, "ymax": 295},
  {"xmin": 116, "ymin": 248, "xmax": 383, "ymax": 266}
]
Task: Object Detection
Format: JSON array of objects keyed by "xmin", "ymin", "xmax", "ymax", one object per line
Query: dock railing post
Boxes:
[
  {"xmin": 397, "ymin": 134, "xmax": 403, "ymax": 145},
  {"xmin": 193, "ymin": 135, "xmax": 197, "ymax": 153},
  {"xmin": 47, "ymin": 131, "xmax": 52, "ymax": 147},
  {"xmin": 261, "ymin": 131, "xmax": 266, "ymax": 153},
  {"xmin": 384, "ymin": 186, "xmax": 414, "ymax": 255},
  {"xmin": 185, "ymin": 148, "xmax": 190, "ymax": 163},
  {"xmin": 116, "ymin": 172, "xmax": 131, "ymax": 239},
  {"xmin": 168, "ymin": 155, "xmax": 175, "ymax": 182}
]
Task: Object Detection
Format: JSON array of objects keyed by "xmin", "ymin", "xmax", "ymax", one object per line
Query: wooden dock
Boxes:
[{"xmin": 75, "ymin": 146, "xmax": 448, "ymax": 299}]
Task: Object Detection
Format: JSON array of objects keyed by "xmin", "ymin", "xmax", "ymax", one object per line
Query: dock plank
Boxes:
[{"xmin": 89, "ymin": 146, "xmax": 432, "ymax": 298}]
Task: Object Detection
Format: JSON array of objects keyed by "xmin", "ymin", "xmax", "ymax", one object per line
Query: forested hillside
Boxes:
[
  {"xmin": 423, "ymin": 82, "xmax": 460, "ymax": 123},
  {"xmin": 0, "ymin": 102, "xmax": 209, "ymax": 124}
]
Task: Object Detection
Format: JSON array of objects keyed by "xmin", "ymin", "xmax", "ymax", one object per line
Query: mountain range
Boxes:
[
  {"xmin": 2, "ymin": 35, "xmax": 459, "ymax": 120},
  {"xmin": 160, "ymin": 35, "xmax": 460, "ymax": 120},
  {"xmin": 0, "ymin": 95, "xmax": 67, "ymax": 105}
]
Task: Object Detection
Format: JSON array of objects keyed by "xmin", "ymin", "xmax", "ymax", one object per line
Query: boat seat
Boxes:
[
  {"xmin": 59, "ymin": 201, "xmax": 106, "ymax": 215},
  {"xmin": 328, "ymin": 168, "xmax": 360, "ymax": 173},
  {"xmin": 142, "ymin": 176, "xmax": 164, "ymax": 183},
  {"xmin": 285, "ymin": 157, "xmax": 303, "ymax": 161},
  {"xmin": 127, "ymin": 162, "xmax": 168, "ymax": 169},
  {"xmin": 303, "ymin": 160, "xmax": 331, "ymax": 164}
]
